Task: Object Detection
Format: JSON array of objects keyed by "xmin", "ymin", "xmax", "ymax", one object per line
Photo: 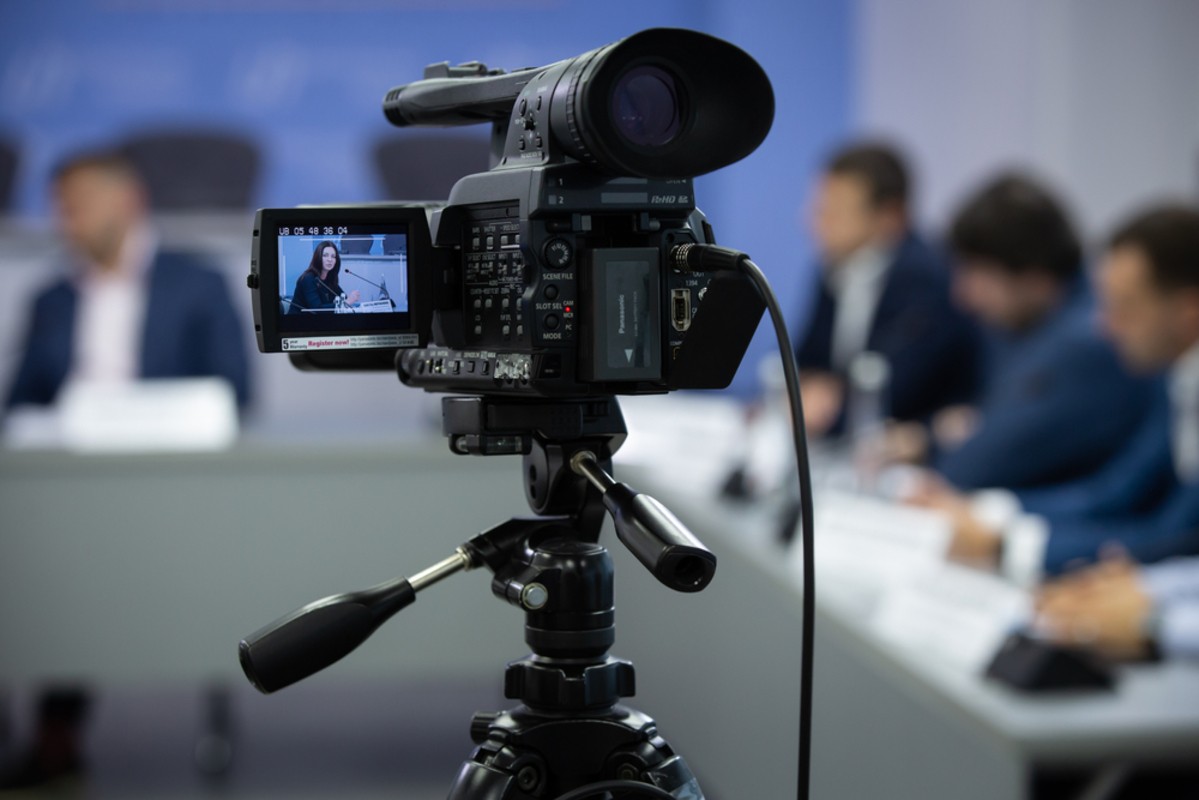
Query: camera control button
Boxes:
[
  {"xmin": 544, "ymin": 284, "xmax": 559, "ymax": 300},
  {"xmin": 543, "ymin": 238, "xmax": 573, "ymax": 269},
  {"xmin": 544, "ymin": 313, "xmax": 561, "ymax": 331}
]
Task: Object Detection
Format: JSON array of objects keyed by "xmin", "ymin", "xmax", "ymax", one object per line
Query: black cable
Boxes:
[
  {"xmin": 552, "ymin": 779, "xmax": 677, "ymax": 800},
  {"xmin": 673, "ymin": 244, "xmax": 815, "ymax": 800},
  {"xmin": 743, "ymin": 257, "xmax": 815, "ymax": 800}
]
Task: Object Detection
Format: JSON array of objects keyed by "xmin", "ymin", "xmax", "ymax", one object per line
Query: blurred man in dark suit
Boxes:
[
  {"xmin": 921, "ymin": 173, "xmax": 1155, "ymax": 491},
  {"xmin": 795, "ymin": 141, "xmax": 981, "ymax": 436},
  {"xmin": 1, "ymin": 148, "xmax": 252, "ymax": 787},
  {"xmin": 4, "ymin": 148, "xmax": 251, "ymax": 411},
  {"xmin": 916, "ymin": 204, "xmax": 1199, "ymax": 581}
]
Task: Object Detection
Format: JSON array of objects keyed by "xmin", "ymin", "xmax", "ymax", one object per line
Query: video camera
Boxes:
[{"xmin": 247, "ymin": 27, "xmax": 774, "ymax": 397}]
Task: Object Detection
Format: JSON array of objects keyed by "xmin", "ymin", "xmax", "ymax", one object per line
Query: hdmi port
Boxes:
[{"xmin": 671, "ymin": 288, "xmax": 693, "ymax": 332}]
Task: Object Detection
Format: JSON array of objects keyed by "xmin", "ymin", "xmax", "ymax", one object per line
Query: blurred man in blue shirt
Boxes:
[
  {"xmin": 918, "ymin": 204, "xmax": 1199, "ymax": 581},
  {"xmin": 795, "ymin": 141, "xmax": 981, "ymax": 436},
  {"xmin": 926, "ymin": 174, "xmax": 1155, "ymax": 490}
]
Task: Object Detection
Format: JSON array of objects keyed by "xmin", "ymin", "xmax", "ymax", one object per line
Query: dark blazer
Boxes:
[
  {"xmin": 289, "ymin": 271, "xmax": 338, "ymax": 313},
  {"xmin": 5, "ymin": 251, "xmax": 251, "ymax": 409},
  {"xmin": 796, "ymin": 233, "xmax": 982, "ymax": 427},
  {"xmin": 1014, "ymin": 389, "xmax": 1199, "ymax": 573},
  {"xmin": 936, "ymin": 278, "xmax": 1155, "ymax": 491}
]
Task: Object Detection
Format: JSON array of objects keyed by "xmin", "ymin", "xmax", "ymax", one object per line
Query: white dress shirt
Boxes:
[
  {"xmin": 1141, "ymin": 557, "xmax": 1199, "ymax": 659},
  {"xmin": 66, "ymin": 223, "xmax": 157, "ymax": 388},
  {"xmin": 826, "ymin": 245, "xmax": 891, "ymax": 371},
  {"xmin": 1168, "ymin": 338, "xmax": 1199, "ymax": 483}
]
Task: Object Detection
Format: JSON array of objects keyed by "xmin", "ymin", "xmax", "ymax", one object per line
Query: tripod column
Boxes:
[{"xmin": 498, "ymin": 537, "xmax": 635, "ymax": 710}]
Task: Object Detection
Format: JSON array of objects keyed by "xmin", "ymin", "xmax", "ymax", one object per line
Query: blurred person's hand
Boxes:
[
  {"xmin": 882, "ymin": 421, "xmax": 930, "ymax": 464},
  {"xmin": 931, "ymin": 404, "xmax": 980, "ymax": 450},
  {"xmin": 1035, "ymin": 554, "xmax": 1154, "ymax": 660},
  {"xmin": 347, "ymin": 289, "xmax": 362, "ymax": 304},
  {"xmin": 799, "ymin": 371, "xmax": 844, "ymax": 437},
  {"xmin": 905, "ymin": 473, "xmax": 1002, "ymax": 567}
]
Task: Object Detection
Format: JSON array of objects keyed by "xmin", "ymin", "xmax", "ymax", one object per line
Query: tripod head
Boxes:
[{"xmin": 238, "ymin": 395, "xmax": 714, "ymax": 695}]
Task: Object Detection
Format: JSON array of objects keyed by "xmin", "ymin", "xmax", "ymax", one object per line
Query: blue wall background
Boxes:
[{"xmin": 0, "ymin": 0, "xmax": 851, "ymax": 395}]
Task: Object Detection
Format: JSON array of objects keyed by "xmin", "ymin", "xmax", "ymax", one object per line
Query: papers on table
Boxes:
[
  {"xmin": 599, "ymin": 390, "xmax": 1034, "ymax": 675},
  {"xmin": 869, "ymin": 563, "xmax": 1031, "ymax": 673},
  {"xmin": 797, "ymin": 489, "xmax": 1032, "ymax": 673},
  {"xmin": 613, "ymin": 394, "xmax": 747, "ymax": 496},
  {"xmin": 4, "ymin": 378, "xmax": 239, "ymax": 453}
]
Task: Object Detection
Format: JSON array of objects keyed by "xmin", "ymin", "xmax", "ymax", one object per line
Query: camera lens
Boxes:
[
  {"xmin": 547, "ymin": 28, "xmax": 772, "ymax": 178},
  {"xmin": 611, "ymin": 66, "xmax": 682, "ymax": 148}
]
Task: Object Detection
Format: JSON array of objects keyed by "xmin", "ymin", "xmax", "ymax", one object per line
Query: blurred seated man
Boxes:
[
  {"xmin": 4, "ymin": 148, "xmax": 251, "ymax": 411},
  {"xmin": 909, "ymin": 173, "xmax": 1154, "ymax": 490},
  {"xmin": 795, "ymin": 141, "xmax": 981, "ymax": 437},
  {"xmin": 914, "ymin": 204, "xmax": 1199, "ymax": 581},
  {"xmin": 1037, "ymin": 554, "xmax": 1199, "ymax": 661}
]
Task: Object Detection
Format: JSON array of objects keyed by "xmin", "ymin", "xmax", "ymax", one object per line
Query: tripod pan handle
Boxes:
[{"xmin": 238, "ymin": 577, "xmax": 416, "ymax": 693}]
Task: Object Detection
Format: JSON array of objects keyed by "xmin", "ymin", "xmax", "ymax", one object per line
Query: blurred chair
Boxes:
[
  {"xmin": 0, "ymin": 137, "xmax": 19, "ymax": 213},
  {"xmin": 118, "ymin": 129, "xmax": 260, "ymax": 210},
  {"xmin": 373, "ymin": 134, "xmax": 490, "ymax": 201}
]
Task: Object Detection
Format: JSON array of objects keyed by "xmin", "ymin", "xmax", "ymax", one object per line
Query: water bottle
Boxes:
[{"xmin": 847, "ymin": 351, "xmax": 891, "ymax": 492}]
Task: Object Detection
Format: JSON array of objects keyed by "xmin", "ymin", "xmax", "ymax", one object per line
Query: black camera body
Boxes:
[
  {"xmin": 399, "ymin": 162, "xmax": 767, "ymax": 397},
  {"xmin": 248, "ymin": 28, "xmax": 774, "ymax": 398}
]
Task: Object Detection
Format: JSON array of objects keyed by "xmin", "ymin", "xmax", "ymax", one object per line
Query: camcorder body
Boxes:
[{"xmin": 247, "ymin": 28, "xmax": 774, "ymax": 398}]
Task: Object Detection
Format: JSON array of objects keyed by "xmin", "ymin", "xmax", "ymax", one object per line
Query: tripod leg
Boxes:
[
  {"xmin": 644, "ymin": 755, "xmax": 703, "ymax": 799},
  {"xmin": 445, "ymin": 759, "xmax": 516, "ymax": 800},
  {"xmin": 443, "ymin": 708, "xmax": 705, "ymax": 800}
]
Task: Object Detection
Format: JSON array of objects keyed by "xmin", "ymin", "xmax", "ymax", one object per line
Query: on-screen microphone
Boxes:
[
  {"xmin": 343, "ymin": 268, "xmax": 383, "ymax": 291},
  {"xmin": 343, "ymin": 269, "xmax": 393, "ymax": 306},
  {"xmin": 316, "ymin": 275, "xmax": 356, "ymax": 312}
]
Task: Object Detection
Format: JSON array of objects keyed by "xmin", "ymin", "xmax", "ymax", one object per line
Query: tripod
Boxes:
[{"xmin": 239, "ymin": 395, "xmax": 715, "ymax": 799}]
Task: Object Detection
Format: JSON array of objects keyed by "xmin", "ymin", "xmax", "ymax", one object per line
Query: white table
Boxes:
[
  {"xmin": 607, "ymin": 462, "xmax": 1199, "ymax": 800},
  {"xmin": 2, "ymin": 439, "xmax": 1197, "ymax": 799}
]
